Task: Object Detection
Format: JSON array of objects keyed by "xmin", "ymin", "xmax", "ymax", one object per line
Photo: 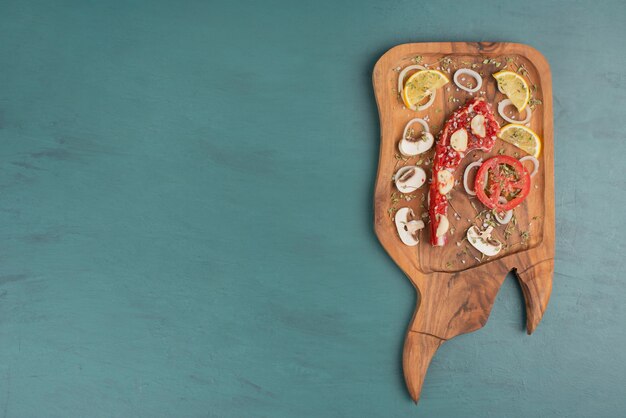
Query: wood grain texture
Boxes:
[
  {"xmin": 4, "ymin": 1, "xmax": 624, "ymax": 415},
  {"xmin": 372, "ymin": 42, "xmax": 555, "ymax": 402}
]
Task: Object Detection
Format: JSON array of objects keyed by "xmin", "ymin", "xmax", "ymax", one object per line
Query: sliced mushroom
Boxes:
[
  {"xmin": 470, "ymin": 114, "xmax": 486, "ymax": 138},
  {"xmin": 394, "ymin": 166, "xmax": 427, "ymax": 193},
  {"xmin": 399, "ymin": 132, "xmax": 434, "ymax": 156},
  {"xmin": 394, "ymin": 207, "xmax": 425, "ymax": 246},
  {"xmin": 467, "ymin": 225, "xmax": 502, "ymax": 256},
  {"xmin": 399, "ymin": 118, "xmax": 434, "ymax": 156},
  {"xmin": 450, "ymin": 128, "xmax": 468, "ymax": 152},
  {"xmin": 437, "ymin": 169, "xmax": 454, "ymax": 195}
]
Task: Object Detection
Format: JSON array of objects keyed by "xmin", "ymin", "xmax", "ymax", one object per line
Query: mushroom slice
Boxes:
[
  {"xmin": 450, "ymin": 128, "xmax": 468, "ymax": 152},
  {"xmin": 399, "ymin": 132, "xmax": 434, "ymax": 156},
  {"xmin": 399, "ymin": 118, "xmax": 433, "ymax": 157},
  {"xmin": 394, "ymin": 166, "xmax": 427, "ymax": 193},
  {"xmin": 436, "ymin": 169, "xmax": 454, "ymax": 195},
  {"xmin": 466, "ymin": 226, "xmax": 502, "ymax": 256},
  {"xmin": 470, "ymin": 114, "xmax": 486, "ymax": 138},
  {"xmin": 394, "ymin": 207, "xmax": 425, "ymax": 246}
]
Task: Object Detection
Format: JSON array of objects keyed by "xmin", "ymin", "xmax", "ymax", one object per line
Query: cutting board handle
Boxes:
[
  {"xmin": 514, "ymin": 258, "xmax": 554, "ymax": 334},
  {"xmin": 401, "ymin": 266, "xmax": 510, "ymax": 402},
  {"xmin": 403, "ymin": 331, "xmax": 443, "ymax": 403},
  {"xmin": 401, "ymin": 259, "xmax": 554, "ymax": 401}
]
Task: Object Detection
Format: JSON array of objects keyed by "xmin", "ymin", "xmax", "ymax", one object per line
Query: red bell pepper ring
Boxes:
[{"xmin": 474, "ymin": 155, "xmax": 531, "ymax": 211}]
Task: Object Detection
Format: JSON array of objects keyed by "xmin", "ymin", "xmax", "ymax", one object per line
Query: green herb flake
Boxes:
[
  {"xmin": 529, "ymin": 98, "xmax": 543, "ymax": 109},
  {"xmin": 439, "ymin": 56, "xmax": 453, "ymax": 68},
  {"xmin": 520, "ymin": 230, "xmax": 530, "ymax": 243},
  {"xmin": 517, "ymin": 64, "xmax": 529, "ymax": 76}
]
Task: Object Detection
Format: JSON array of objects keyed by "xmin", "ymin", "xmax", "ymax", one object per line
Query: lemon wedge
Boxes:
[
  {"xmin": 402, "ymin": 70, "xmax": 449, "ymax": 110},
  {"xmin": 499, "ymin": 124, "xmax": 541, "ymax": 157},
  {"xmin": 493, "ymin": 70, "xmax": 530, "ymax": 112}
]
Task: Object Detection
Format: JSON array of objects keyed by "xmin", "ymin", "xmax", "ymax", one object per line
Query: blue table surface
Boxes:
[{"xmin": 0, "ymin": 0, "xmax": 625, "ymax": 416}]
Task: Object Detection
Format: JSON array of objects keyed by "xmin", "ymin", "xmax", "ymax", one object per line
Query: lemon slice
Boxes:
[
  {"xmin": 493, "ymin": 70, "xmax": 530, "ymax": 112},
  {"xmin": 402, "ymin": 70, "xmax": 449, "ymax": 110},
  {"xmin": 499, "ymin": 124, "xmax": 542, "ymax": 157}
]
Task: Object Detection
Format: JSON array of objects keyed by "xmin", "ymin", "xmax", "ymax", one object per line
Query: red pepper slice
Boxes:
[{"xmin": 474, "ymin": 155, "xmax": 531, "ymax": 211}]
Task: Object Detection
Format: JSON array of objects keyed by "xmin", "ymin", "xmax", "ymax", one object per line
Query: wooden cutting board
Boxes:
[{"xmin": 372, "ymin": 42, "xmax": 554, "ymax": 403}]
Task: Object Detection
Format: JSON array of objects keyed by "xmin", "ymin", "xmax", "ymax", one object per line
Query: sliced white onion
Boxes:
[
  {"xmin": 397, "ymin": 65, "xmax": 436, "ymax": 111},
  {"xmin": 498, "ymin": 99, "xmax": 531, "ymax": 124},
  {"xmin": 399, "ymin": 118, "xmax": 433, "ymax": 156},
  {"xmin": 495, "ymin": 197, "xmax": 513, "ymax": 225},
  {"xmin": 402, "ymin": 118, "xmax": 429, "ymax": 137},
  {"xmin": 415, "ymin": 90, "xmax": 436, "ymax": 111},
  {"xmin": 397, "ymin": 64, "xmax": 425, "ymax": 94},
  {"xmin": 519, "ymin": 155, "xmax": 539, "ymax": 177},
  {"xmin": 463, "ymin": 159, "xmax": 483, "ymax": 196},
  {"xmin": 453, "ymin": 69, "xmax": 482, "ymax": 93}
]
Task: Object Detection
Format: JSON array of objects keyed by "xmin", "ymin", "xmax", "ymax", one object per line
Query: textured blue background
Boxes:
[{"xmin": 0, "ymin": 0, "xmax": 625, "ymax": 416}]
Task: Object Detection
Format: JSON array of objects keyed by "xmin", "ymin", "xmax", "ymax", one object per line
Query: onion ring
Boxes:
[
  {"xmin": 402, "ymin": 117, "xmax": 430, "ymax": 139},
  {"xmin": 519, "ymin": 155, "xmax": 539, "ymax": 177},
  {"xmin": 453, "ymin": 69, "xmax": 482, "ymax": 93},
  {"xmin": 397, "ymin": 65, "xmax": 436, "ymax": 111},
  {"xmin": 463, "ymin": 159, "xmax": 483, "ymax": 196},
  {"xmin": 397, "ymin": 65, "xmax": 425, "ymax": 94},
  {"xmin": 495, "ymin": 197, "xmax": 513, "ymax": 224},
  {"xmin": 498, "ymin": 99, "xmax": 531, "ymax": 124},
  {"xmin": 414, "ymin": 90, "xmax": 436, "ymax": 111}
]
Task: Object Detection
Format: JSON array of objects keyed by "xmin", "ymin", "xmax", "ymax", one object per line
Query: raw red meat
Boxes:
[{"xmin": 429, "ymin": 98, "xmax": 500, "ymax": 246}]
